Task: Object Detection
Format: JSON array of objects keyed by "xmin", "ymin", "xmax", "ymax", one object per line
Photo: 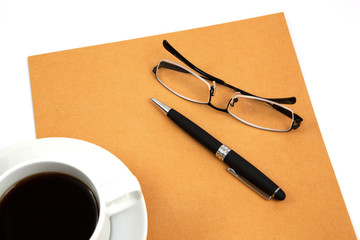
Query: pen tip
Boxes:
[
  {"xmin": 274, "ymin": 189, "xmax": 286, "ymax": 201},
  {"xmin": 150, "ymin": 98, "xmax": 171, "ymax": 114}
]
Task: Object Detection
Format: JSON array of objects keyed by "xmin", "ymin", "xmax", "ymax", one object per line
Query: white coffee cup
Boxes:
[{"xmin": 0, "ymin": 157, "xmax": 142, "ymax": 240}]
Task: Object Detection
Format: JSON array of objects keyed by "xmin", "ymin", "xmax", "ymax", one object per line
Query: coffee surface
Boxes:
[{"xmin": 0, "ymin": 172, "xmax": 99, "ymax": 240}]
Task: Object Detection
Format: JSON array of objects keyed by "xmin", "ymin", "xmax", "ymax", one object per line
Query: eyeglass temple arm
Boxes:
[
  {"xmin": 163, "ymin": 40, "xmax": 226, "ymax": 84},
  {"xmin": 162, "ymin": 40, "xmax": 296, "ymax": 105},
  {"xmin": 224, "ymin": 82, "xmax": 296, "ymax": 104},
  {"xmin": 152, "ymin": 61, "xmax": 189, "ymax": 74}
]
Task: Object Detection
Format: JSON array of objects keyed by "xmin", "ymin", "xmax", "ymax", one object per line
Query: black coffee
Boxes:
[{"xmin": 0, "ymin": 172, "xmax": 99, "ymax": 240}]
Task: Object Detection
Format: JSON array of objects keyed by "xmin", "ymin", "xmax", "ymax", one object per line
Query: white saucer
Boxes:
[{"xmin": 0, "ymin": 137, "xmax": 147, "ymax": 240}]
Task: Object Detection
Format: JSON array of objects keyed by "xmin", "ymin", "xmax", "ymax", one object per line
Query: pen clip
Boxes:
[{"xmin": 227, "ymin": 168, "xmax": 275, "ymax": 200}]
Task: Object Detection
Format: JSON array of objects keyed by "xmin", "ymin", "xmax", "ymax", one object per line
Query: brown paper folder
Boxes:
[{"xmin": 28, "ymin": 13, "xmax": 356, "ymax": 239}]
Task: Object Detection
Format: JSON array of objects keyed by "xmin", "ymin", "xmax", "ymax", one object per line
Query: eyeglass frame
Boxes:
[
  {"xmin": 152, "ymin": 40, "xmax": 303, "ymax": 132},
  {"xmin": 153, "ymin": 59, "xmax": 296, "ymax": 132}
]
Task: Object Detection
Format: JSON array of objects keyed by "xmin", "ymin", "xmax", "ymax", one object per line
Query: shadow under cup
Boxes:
[{"xmin": 0, "ymin": 161, "xmax": 101, "ymax": 240}]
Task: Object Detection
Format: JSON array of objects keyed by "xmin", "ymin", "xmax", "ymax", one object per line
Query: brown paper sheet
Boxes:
[{"xmin": 28, "ymin": 13, "xmax": 356, "ymax": 239}]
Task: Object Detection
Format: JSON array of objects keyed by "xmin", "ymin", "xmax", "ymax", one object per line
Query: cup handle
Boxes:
[{"xmin": 101, "ymin": 178, "xmax": 142, "ymax": 216}]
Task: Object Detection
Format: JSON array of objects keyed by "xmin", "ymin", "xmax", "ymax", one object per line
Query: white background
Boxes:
[{"xmin": 0, "ymin": 0, "xmax": 359, "ymax": 237}]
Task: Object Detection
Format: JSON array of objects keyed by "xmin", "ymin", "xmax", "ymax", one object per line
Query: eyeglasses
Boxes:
[{"xmin": 152, "ymin": 40, "xmax": 303, "ymax": 132}]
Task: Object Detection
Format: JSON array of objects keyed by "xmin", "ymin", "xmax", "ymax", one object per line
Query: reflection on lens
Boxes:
[
  {"xmin": 156, "ymin": 61, "xmax": 210, "ymax": 103},
  {"xmin": 228, "ymin": 96, "xmax": 294, "ymax": 131}
]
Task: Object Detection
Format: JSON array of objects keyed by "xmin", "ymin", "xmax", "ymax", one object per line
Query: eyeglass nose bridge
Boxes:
[{"xmin": 207, "ymin": 87, "xmax": 236, "ymax": 113}]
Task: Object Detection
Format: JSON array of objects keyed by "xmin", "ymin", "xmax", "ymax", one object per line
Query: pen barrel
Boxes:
[
  {"xmin": 167, "ymin": 109, "xmax": 222, "ymax": 153},
  {"xmin": 166, "ymin": 107, "xmax": 284, "ymax": 200},
  {"xmin": 224, "ymin": 151, "xmax": 280, "ymax": 197}
]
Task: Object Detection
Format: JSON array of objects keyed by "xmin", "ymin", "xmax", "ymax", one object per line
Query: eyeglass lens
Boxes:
[
  {"xmin": 157, "ymin": 61, "xmax": 210, "ymax": 103},
  {"xmin": 228, "ymin": 97, "xmax": 294, "ymax": 131}
]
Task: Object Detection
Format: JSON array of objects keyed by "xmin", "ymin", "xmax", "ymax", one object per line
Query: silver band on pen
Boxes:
[{"xmin": 216, "ymin": 145, "xmax": 231, "ymax": 161}]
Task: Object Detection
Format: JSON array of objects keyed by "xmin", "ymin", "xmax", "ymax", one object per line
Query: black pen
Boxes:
[{"xmin": 151, "ymin": 98, "xmax": 286, "ymax": 200}]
